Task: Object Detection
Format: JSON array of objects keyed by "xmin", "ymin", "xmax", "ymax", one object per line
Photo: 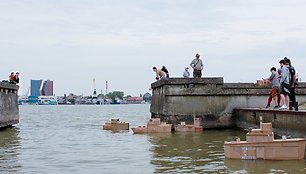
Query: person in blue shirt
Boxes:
[{"xmin": 279, "ymin": 59, "xmax": 290, "ymax": 110}]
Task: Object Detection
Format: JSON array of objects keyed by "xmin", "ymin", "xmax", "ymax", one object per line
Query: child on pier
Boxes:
[{"xmin": 263, "ymin": 67, "xmax": 281, "ymax": 109}]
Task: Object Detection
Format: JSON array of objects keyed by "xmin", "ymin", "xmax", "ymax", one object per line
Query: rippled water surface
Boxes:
[{"xmin": 0, "ymin": 105, "xmax": 305, "ymax": 173}]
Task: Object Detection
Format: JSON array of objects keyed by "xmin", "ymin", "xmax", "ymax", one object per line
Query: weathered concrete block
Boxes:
[
  {"xmin": 224, "ymin": 121, "xmax": 306, "ymax": 160},
  {"xmin": 102, "ymin": 118, "xmax": 129, "ymax": 130},
  {"xmin": 150, "ymin": 78, "xmax": 306, "ymax": 130},
  {"xmin": 175, "ymin": 124, "xmax": 195, "ymax": 132},
  {"xmin": 174, "ymin": 118, "xmax": 203, "ymax": 132},
  {"xmin": 148, "ymin": 118, "xmax": 161, "ymax": 125},
  {"xmin": 0, "ymin": 82, "xmax": 19, "ymax": 128},
  {"xmin": 131, "ymin": 118, "xmax": 172, "ymax": 133},
  {"xmin": 147, "ymin": 123, "xmax": 172, "ymax": 133},
  {"xmin": 234, "ymin": 108, "xmax": 306, "ymax": 138}
]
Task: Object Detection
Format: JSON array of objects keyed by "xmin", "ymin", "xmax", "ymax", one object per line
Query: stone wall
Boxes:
[
  {"xmin": 0, "ymin": 82, "xmax": 19, "ymax": 128},
  {"xmin": 150, "ymin": 78, "xmax": 306, "ymax": 129}
]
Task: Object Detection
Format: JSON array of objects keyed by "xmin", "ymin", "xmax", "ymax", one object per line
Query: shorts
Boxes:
[
  {"xmin": 280, "ymin": 82, "xmax": 291, "ymax": 95},
  {"xmin": 193, "ymin": 69, "xmax": 202, "ymax": 78}
]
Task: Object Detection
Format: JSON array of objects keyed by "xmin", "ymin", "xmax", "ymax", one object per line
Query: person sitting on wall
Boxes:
[
  {"xmin": 13, "ymin": 72, "xmax": 20, "ymax": 84},
  {"xmin": 9, "ymin": 72, "xmax": 15, "ymax": 84},
  {"xmin": 183, "ymin": 67, "xmax": 190, "ymax": 78}
]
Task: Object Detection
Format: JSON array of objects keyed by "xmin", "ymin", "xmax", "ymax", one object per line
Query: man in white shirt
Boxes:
[{"xmin": 190, "ymin": 53, "xmax": 203, "ymax": 78}]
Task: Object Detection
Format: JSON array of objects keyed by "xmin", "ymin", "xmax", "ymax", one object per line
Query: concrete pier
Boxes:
[
  {"xmin": 150, "ymin": 78, "xmax": 306, "ymax": 129},
  {"xmin": 0, "ymin": 82, "xmax": 19, "ymax": 128},
  {"xmin": 234, "ymin": 108, "xmax": 306, "ymax": 138}
]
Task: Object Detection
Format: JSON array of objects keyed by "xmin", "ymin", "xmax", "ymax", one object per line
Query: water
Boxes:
[{"xmin": 0, "ymin": 104, "xmax": 305, "ymax": 174}]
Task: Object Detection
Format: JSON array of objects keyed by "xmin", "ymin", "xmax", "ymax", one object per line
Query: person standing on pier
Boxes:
[
  {"xmin": 279, "ymin": 59, "xmax": 291, "ymax": 110},
  {"xmin": 284, "ymin": 57, "xmax": 297, "ymax": 108},
  {"xmin": 263, "ymin": 67, "xmax": 280, "ymax": 109},
  {"xmin": 190, "ymin": 53, "xmax": 203, "ymax": 78}
]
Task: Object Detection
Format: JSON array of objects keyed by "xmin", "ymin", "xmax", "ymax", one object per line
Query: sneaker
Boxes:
[
  {"xmin": 265, "ymin": 105, "xmax": 270, "ymax": 109},
  {"xmin": 279, "ymin": 105, "xmax": 288, "ymax": 110},
  {"xmin": 273, "ymin": 106, "xmax": 279, "ymax": 109}
]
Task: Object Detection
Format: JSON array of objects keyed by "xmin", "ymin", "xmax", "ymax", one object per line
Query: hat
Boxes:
[
  {"xmin": 195, "ymin": 53, "xmax": 200, "ymax": 57},
  {"xmin": 185, "ymin": 67, "xmax": 189, "ymax": 69}
]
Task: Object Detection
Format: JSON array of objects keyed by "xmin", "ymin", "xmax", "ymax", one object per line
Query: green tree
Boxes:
[
  {"xmin": 107, "ymin": 91, "xmax": 124, "ymax": 101},
  {"xmin": 68, "ymin": 98, "xmax": 75, "ymax": 105}
]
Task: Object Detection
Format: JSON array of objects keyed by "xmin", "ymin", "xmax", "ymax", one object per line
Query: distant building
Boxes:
[
  {"xmin": 30, "ymin": 79, "xmax": 53, "ymax": 97},
  {"xmin": 30, "ymin": 80, "xmax": 43, "ymax": 97},
  {"xmin": 126, "ymin": 97, "xmax": 144, "ymax": 104},
  {"xmin": 42, "ymin": 80, "xmax": 54, "ymax": 96}
]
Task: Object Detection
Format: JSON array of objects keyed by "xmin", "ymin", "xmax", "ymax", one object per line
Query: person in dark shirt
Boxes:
[
  {"xmin": 284, "ymin": 57, "xmax": 297, "ymax": 108},
  {"xmin": 14, "ymin": 72, "xmax": 20, "ymax": 84},
  {"xmin": 161, "ymin": 66, "xmax": 169, "ymax": 78}
]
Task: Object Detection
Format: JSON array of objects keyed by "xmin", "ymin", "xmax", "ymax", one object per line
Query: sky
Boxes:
[{"xmin": 1, "ymin": 0, "xmax": 306, "ymax": 96}]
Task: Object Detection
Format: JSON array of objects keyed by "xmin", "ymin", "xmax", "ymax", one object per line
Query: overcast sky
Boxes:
[{"xmin": 1, "ymin": 0, "xmax": 306, "ymax": 96}]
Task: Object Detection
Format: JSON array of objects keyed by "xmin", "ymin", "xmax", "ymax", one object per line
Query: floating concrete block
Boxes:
[
  {"xmin": 147, "ymin": 123, "xmax": 172, "ymax": 133},
  {"xmin": 174, "ymin": 118, "xmax": 203, "ymax": 132},
  {"xmin": 148, "ymin": 118, "xmax": 161, "ymax": 125},
  {"xmin": 175, "ymin": 124, "xmax": 195, "ymax": 132},
  {"xmin": 102, "ymin": 118, "xmax": 129, "ymax": 130},
  {"xmin": 224, "ymin": 121, "xmax": 306, "ymax": 160},
  {"xmin": 246, "ymin": 133, "xmax": 274, "ymax": 143},
  {"xmin": 132, "ymin": 118, "xmax": 172, "ymax": 133}
]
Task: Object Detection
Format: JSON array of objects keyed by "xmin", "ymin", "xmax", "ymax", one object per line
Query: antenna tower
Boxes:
[
  {"xmin": 106, "ymin": 81, "xmax": 108, "ymax": 95},
  {"xmin": 93, "ymin": 78, "xmax": 97, "ymax": 98}
]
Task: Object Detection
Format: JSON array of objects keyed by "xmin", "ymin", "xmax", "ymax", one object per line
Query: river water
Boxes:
[{"xmin": 0, "ymin": 104, "xmax": 305, "ymax": 174}]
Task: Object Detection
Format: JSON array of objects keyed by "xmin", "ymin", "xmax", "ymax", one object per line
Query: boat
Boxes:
[
  {"xmin": 224, "ymin": 117, "xmax": 306, "ymax": 160},
  {"xmin": 131, "ymin": 118, "xmax": 172, "ymax": 133},
  {"xmin": 37, "ymin": 96, "xmax": 58, "ymax": 105},
  {"xmin": 102, "ymin": 118, "xmax": 129, "ymax": 130}
]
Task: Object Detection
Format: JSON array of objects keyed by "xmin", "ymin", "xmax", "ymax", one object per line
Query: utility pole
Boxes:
[
  {"xmin": 93, "ymin": 78, "xmax": 97, "ymax": 98},
  {"xmin": 106, "ymin": 81, "xmax": 108, "ymax": 95}
]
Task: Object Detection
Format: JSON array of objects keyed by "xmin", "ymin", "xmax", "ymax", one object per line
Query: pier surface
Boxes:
[{"xmin": 0, "ymin": 82, "xmax": 19, "ymax": 128}]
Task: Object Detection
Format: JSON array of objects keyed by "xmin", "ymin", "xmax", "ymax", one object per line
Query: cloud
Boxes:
[{"xmin": 1, "ymin": 0, "xmax": 306, "ymax": 95}]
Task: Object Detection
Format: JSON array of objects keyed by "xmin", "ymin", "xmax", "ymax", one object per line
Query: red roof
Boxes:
[{"xmin": 127, "ymin": 97, "xmax": 143, "ymax": 101}]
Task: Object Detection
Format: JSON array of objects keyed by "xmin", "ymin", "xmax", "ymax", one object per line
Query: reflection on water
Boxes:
[
  {"xmin": 0, "ymin": 127, "xmax": 21, "ymax": 173},
  {"xmin": 148, "ymin": 130, "xmax": 245, "ymax": 173},
  {"xmin": 148, "ymin": 129, "xmax": 306, "ymax": 174},
  {"xmin": 225, "ymin": 159, "xmax": 306, "ymax": 174}
]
